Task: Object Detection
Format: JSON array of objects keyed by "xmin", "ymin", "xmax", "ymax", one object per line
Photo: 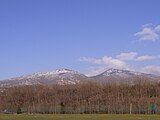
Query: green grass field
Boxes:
[{"xmin": 1, "ymin": 114, "xmax": 160, "ymax": 120}]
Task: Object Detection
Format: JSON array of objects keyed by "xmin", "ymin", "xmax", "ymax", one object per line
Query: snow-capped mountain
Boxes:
[
  {"xmin": 91, "ymin": 68, "xmax": 160, "ymax": 84},
  {"xmin": 0, "ymin": 68, "xmax": 160, "ymax": 87},
  {"xmin": 0, "ymin": 68, "xmax": 87, "ymax": 87},
  {"xmin": 98, "ymin": 68, "xmax": 142, "ymax": 77}
]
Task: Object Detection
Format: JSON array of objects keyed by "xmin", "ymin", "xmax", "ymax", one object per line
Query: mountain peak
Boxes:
[
  {"xmin": 0, "ymin": 68, "xmax": 87, "ymax": 87},
  {"xmin": 26, "ymin": 68, "xmax": 78, "ymax": 78},
  {"xmin": 54, "ymin": 68, "xmax": 78, "ymax": 74},
  {"xmin": 100, "ymin": 68, "xmax": 142, "ymax": 77}
]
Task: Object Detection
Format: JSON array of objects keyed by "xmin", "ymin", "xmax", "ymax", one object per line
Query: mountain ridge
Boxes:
[{"xmin": 0, "ymin": 68, "xmax": 160, "ymax": 87}]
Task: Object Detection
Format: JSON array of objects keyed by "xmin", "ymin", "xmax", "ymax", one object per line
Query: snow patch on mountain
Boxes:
[
  {"xmin": 0, "ymin": 68, "xmax": 159, "ymax": 88},
  {"xmin": 100, "ymin": 68, "xmax": 143, "ymax": 77},
  {"xmin": 0, "ymin": 68, "xmax": 87, "ymax": 87}
]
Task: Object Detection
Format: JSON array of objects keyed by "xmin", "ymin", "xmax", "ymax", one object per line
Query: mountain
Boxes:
[
  {"xmin": 0, "ymin": 68, "xmax": 160, "ymax": 87},
  {"xmin": 0, "ymin": 68, "xmax": 87, "ymax": 87},
  {"xmin": 90, "ymin": 68, "xmax": 160, "ymax": 84}
]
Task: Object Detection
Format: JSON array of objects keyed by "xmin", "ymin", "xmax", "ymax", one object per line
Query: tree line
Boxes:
[{"xmin": 0, "ymin": 79, "xmax": 160, "ymax": 114}]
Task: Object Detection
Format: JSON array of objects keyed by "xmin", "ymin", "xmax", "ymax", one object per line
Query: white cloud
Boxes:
[
  {"xmin": 116, "ymin": 52, "xmax": 159, "ymax": 62},
  {"xmin": 116, "ymin": 52, "xmax": 137, "ymax": 61},
  {"xmin": 142, "ymin": 23, "xmax": 153, "ymax": 28},
  {"xmin": 85, "ymin": 67, "xmax": 107, "ymax": 76},
  {"xmin": 140, "ymin": 65, "xmax": 160, "ymax": 75},
  {"xmin": 135, "ymin": 28, "xmax": 159, "ymax": 41},
  {"xmin": 135, "ymin": 55, "xmax": 157, "ymax": 61},
  {"xmin": 102, "ymin": 56, "xmax": 128, "ymax": 69},
  {"xmin": 78, "ymin": 57, "xmax": 102, "ymax": 64},
  {"xmin": 155, "ymin": 25, "xmax": 160, "ymax": 32},
  {"xmin": 135, "ymin": 24, "xmax": 160, "ymax": 41},
  {"xmin": 79, "ymin": 56, "xmax": 128, "ymax": 69},
  {"xmin": 79, "ymin": 52, "xmax": 160, "ymax": 76}
]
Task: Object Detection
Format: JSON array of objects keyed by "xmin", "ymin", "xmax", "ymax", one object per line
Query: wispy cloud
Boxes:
[
  {"xmin": 78, "ymin": 57, "xmax": 102, "ymax": 64},
  {"xmin": 85, "ymin": 66, "xmax": 107, "ymax": 76},
  {"xmin": 140, "ymin": 65, "xmax": 160, "ymax": 75},
  {"xmin": 116, "ymin": 52, "xmax": 159, "ymax": 62},
  {"xmin": 102, "ymin": 56, "xmax": 128, "ymax": 69},
  {"xmin": 116, "ymin": 52, "xmax": 137, "ymax": 61},
  {"xmin": 79, "ymin": 52, "xmax": 160, "ymax": 76},
  {"xmin": 155, "ymin": 25, "xmax": 160, "ymax": 32},
  {"xmin": 134, "ymin": 24, "xmax": 160, "ymax": 41},
  {"xmin": 79, "ymin": 56, "xmax": 128, "ymax": 70},
  {"xmin": 135, "ymin": 55, "xmax": 157, "ymax": 61}
]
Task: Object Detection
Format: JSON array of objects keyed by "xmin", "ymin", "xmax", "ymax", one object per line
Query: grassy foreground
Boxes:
[{"xmin": 1, "ymin": 114, "xmax": 160, "ymax": 120}]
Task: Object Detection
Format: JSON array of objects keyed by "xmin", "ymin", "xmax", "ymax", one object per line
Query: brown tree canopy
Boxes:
[{"xmin": 0, "ymin": 80, "xmax": 160, "ymax": 114}]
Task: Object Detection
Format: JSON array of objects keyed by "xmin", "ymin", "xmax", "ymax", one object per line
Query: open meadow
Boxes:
[{"xmin": 1, "ymin": 114, "xmax": 160, "ymax": 120}]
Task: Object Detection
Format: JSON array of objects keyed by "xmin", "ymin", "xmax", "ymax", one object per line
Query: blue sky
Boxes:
[{"xmin": 0, "ymin": 0, "xmax": 160, "ymax": 79}]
